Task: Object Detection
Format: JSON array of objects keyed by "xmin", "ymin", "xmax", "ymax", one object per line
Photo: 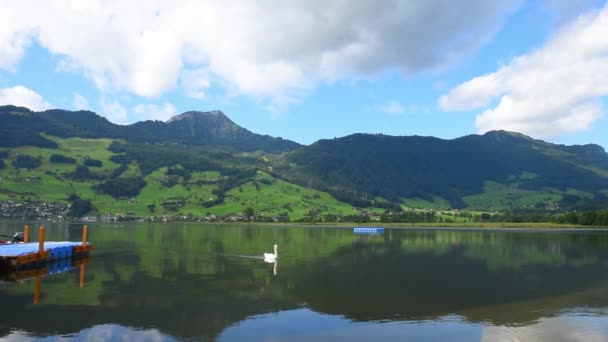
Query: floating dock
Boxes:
[
  {"xmin": 0, "ymin": 225, "xmax": 94, "ymax": 270},
  {"xmin": 0, "ymin": 257, "xmax": 91, "ymax": 282},
  {"xmin": 353, "ymin": 227, "xmax": 385, "ymax": 234},
  {"xmin": 0, "ymin": 256, "xmax": 92, "ymax": 304}
]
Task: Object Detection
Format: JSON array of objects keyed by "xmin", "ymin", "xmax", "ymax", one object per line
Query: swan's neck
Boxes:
[{"xmin": 274, "ymin": 245, "xmax": 278, "ymax": 257}]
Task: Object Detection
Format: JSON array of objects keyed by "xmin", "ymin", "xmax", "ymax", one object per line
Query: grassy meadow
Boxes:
[
  {"xmin": 0, "ymin": 136, "xmax": 362, "ymax": 219},
  {"xmin": 0, "ymin": 135, "xmax": 584, "ymax": 221}
]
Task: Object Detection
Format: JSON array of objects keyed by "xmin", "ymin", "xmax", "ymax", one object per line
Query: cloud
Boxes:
[
  {"xmin": 77, "ymin": 324, "xmax": 169, "ymax": 342},
  {"xmin": 0, "ymin": 0, "xmax": 520, "ymax": 103},
  {"xmin": 0, "ymin": 85, "xmax": 52, "ymax": 110},
  {"xmin": 181, "ymin": 68, "xmax": 210, "ymax": 99},
  {"xmin": 0, "ymin": 9, "xmax": 31, "ymax": 72},
  {"xmin": 378, "ymin": 101, "xmax": 405, "ymax": 115},
  {"xmin": 378, "ymin": 101, "xmax": 431, "ymax": 115},
  {"xmin": 543, "ymin": 0, "xmax": 603, "ymax": 22},
  {"xmin": 73, "ymin": 93, "xmax": 90, "ymax": 111},
  {"xmin": 440, "ymin": 4, "xmax": 608, "ymax": 138},
  {"xmin": 482, "ymin": 316, "xmax": 608, "ymax": 342},
  {"xmin": 100, "ymin": 99, "xmax": 128, "ymax": 124},
  {"xmin": 134, "ymin": 102, "xmax": 177, "ymax": 122}
]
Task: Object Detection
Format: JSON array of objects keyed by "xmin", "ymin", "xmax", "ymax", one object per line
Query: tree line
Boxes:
[{"xmin": 466, "ymin": 210, "xmax": 608, "ymax": 226}]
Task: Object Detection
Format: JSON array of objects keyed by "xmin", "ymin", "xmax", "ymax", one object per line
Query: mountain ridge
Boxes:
[
  {"xmin": 2, "ymin": 105, "xmax": 608, "ymax": 213},
  {"xmin": 282, "ymin": 131, "xmax": 608, "ymax": 209},
  {"xmin": 2, "ymin": 105, "xmax": 606, "ymax": 153},
  {"xmin": 0, "ymin": 106, "xmax": 300, "ymax": 153},
  {"xmin": 166, "ymin": 110, "xmax": 227, "ymax": 123}
]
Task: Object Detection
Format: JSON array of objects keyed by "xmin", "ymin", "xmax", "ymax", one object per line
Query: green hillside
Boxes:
[
  {"xmin": 2, "ymin": 106, "xmax": 608, "ymax": 219},
  {"xmin": 0, "ymin": 135, "xmax": 360, "ymax": 220},
  {"xmin": 282, "ymin": 131, "xmax": 608, "ymax": 210}
]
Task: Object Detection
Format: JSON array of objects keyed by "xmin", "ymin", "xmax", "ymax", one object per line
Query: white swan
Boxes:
[{"xmin": 264, "ymin": 244, "xmax": 278, "ymax": 262}]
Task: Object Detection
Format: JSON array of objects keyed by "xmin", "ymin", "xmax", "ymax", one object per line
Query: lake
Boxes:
[{"xmin": 1, "ymin": 222, "xmax": 608, "ymax": 341}]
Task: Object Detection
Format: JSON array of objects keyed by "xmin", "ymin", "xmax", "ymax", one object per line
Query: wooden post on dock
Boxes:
[
  {"xmin": 82, "ymin": 225, "xmax": 88, "ymax": 247},
  {"xmin": 34, "ymin": 272, "xmax": 42, "ymax": 304},
  {"xmin": 24, "ymin": 225, "xmax": 29, "ymax": 243},
  {"xmin": 38, "ymin": 226, "xmax": 45, "ymax": 260},
  {"xmin": 79, "ymin": 226, "xmax": 88, "ymax": 288},
  {"xmin": 80, "ymin": 263, "xmax": 85, "ymax": 288}
]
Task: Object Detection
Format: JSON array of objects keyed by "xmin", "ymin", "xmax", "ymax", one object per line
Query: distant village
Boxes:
[
  {"xmin": 0, "ymin": 199, "xmax": 294, "ymax": 223},
  {"xmin": 1, "ymin": 199, "xmax": 70, "ymax": 220},
  {"xmin": 0, "ymin": 197, "xmax": 414, "ymax": 224},
  {"xmin": 2, "ymin": 198, "xmax": 542, "ymax": 224}
]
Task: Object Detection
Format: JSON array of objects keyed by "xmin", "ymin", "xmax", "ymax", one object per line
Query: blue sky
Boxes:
[{"xmin": 1, "ymin": 0, "xmax": 607, "ymax": 147}]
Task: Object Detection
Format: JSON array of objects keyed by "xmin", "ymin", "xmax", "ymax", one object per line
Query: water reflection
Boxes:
[
  {"xmin": 223, "ymin": 253, "xmax": 278, "ymax": 276},
  {"xmin": 290, "ymin": 239, "xmax": 608, "ymax": 324},
  {"xmin": 219, "ymin": 309, "xmax": 608, "ymax": 342},
  {"xmin": 481, "ymin": 313, "xmax": 608, "ymax": 342},
  {"xmin": 1, "ymin": 224, "xmax": 608, "ymax": 341},
  {"xmin": 1, "ymin": 324, "xmax": 178, "ymax": 342}
]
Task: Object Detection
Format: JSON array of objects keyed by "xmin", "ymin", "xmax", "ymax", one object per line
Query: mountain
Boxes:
[
  {"xmin": 162, "ymin": 110, "xmax": 300, "ymax": 152},
  {"xmin": 281, "ymin": 131, "xmax": 608, "ymax": 209},
  {"xmin": 2, "ymin": 105, "xmax": 608, "ymax": 214},
  {"xmin": 0, "ymin": 106, "xmax": 300, "ymax": 153}
]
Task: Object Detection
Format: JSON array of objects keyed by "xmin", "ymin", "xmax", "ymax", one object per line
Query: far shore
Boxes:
[
  {"xmin": 238, "ymin": 221, "xmax": 607, "ymax": 230},
  {"xmin": 1, "ymin": 219, "xmax": 606, "ymax": 230}
]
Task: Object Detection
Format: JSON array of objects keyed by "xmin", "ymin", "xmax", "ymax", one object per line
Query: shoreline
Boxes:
[
  {"xmin": 1, "ymin": 219, "xmax": 606, "ymax": 230},
  {"xmin": 238, "ymin": 222, "xmax": 608, "ymax": 230}
]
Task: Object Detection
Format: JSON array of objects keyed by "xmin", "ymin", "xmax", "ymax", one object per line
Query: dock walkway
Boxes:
[{"xmin": 0, "ymin": 226, "xmax": 94, "ymax": 270}]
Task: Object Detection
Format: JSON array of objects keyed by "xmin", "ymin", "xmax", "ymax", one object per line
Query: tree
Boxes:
[
  {"xmin": 68, "ymin": 198, "xmax": 93, "ymax": 217},
  {"xmin": 69, "ymin": 165, "xmax": 93, "ymax": 180},
  {"xmin": 596, "ymin": 210, "xmax": 608, "ymax": 226},
  {"xmin": 244, "ymin": 207, "xmax": 255, "ymax": 220},
  {"xmin": 564, "ymin": 211, "xmax": 579, "ymax": 225},
  {"xmin": 98, "ymin": 177, "xmax": 147, "ymax": 198},
  {"xmin": 579, "ymin": 211, "xmax": 598, "ymax": 226},
  {"xmin": 84, "ymin": 158, "xmax": 103, "ymax": 167},
  {"xmin": 12, "ymin": 154, "xmax": 41, "ymax": 169},
  {"xmin": 50, "ymin": 154, "xmax": 76, "ymax": 164}
]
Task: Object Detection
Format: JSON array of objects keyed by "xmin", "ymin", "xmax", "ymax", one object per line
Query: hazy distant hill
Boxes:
[{"xmin": 0, "ymin": 105, "xmax": 300, "ymax": 153}]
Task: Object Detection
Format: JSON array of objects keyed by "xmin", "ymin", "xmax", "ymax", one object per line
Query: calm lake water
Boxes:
[{"xmin": 1, "ymin": 222, "xmax": 608, "ymax": 341}]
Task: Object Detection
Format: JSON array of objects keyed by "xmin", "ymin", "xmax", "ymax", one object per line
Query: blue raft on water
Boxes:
[
  {"xmin": 353, "ymin": 227, "xmax": 385, "ymax": 234},
  {"xmin": 0, "ymin": 241, "xmax": 90, "ymax": 261}
]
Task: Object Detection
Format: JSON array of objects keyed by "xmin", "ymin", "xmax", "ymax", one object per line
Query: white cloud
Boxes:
[
  {"xmin": 440, "ymin": 4, "xmax": 608, "ymax": 138},
  {"xmin": 0, "ymin": 11, "xmax": 31, "ymax": 71},
  {"xmin": 181, "ymin": 68, "xmax": 210, "ymax": 99},
  {"xmin": 378, "ymin": 101, "xmax": 405, "ymax": 115},
  {"xmin": 482, "ymin": 316, "xmax": 608, "ymax": 342},
  {"xmin": 100, "ymin": 99, "xmax": 128, "ymax": 124},
  {"xmin": 378, "ymin": 101, "xmax": 431, "ymax": 115},
  {"xmin": 0, "ymin": 85, "xmax": 52, "ymax": 110},
  {"xmin": 134, "ymin": 102, "xmax": 177, "ymax": 122},
  {"xmin": 0, "ymin": 0, "xmax": 520, "ymax": 104},
  {"xmin": 73, "ymin": 93, "xmax": 90, "ymax": 111}
]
